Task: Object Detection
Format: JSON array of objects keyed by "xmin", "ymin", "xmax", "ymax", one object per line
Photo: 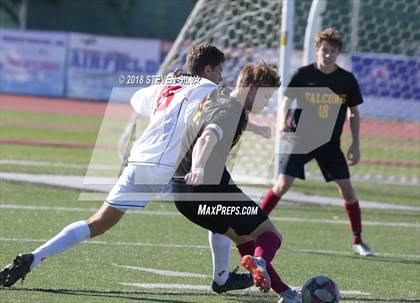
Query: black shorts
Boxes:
[
  {"xmin": 171, "ymin": 180, "xmax": 268, "ymax": 236},
  {"xmin": 278, "ymin": 142, "xmax": 350, "ymax": 182}
]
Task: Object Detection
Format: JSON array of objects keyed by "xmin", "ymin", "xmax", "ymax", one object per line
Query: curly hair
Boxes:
[{"xmin": 236, "ymin": 62, "xmax": 280, "ymax": 87}]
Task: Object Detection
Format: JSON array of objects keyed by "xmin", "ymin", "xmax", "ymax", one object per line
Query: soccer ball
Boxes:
[{"xmin": 301, "ymin": 275, "xmax": 340, "ymax": 303}]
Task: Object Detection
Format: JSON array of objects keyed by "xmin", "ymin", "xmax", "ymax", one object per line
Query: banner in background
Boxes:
[
  {"xmin": 352, "ymin": 53, "xmax": 419, "ymax": 120},
  {"xmin": 352, "ymin": 53, "xmax": 419, "ymax": 101},
  {"xmin": 0, "ymin": 29, "xmax": 67, "ymax": 97},
  {"xmin": 66, "ymin": 33, "xmax": 160, "ymax": 101}
]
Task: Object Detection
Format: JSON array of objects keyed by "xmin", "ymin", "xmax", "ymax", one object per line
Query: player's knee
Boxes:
[
  {"xmin": 344, "ymin": 195, "xmax": 358, "ymax": 204},
  {"xmin": 251, "ymin": 219, "xmax": 283, "ymax": 243},
  {"xmin": 340, "ymin": 188, "xmax": 357, "ymax": 202},
  {"xmin": 86, "ymin": 221, "xmax": 104, "ymax": 238},
  {"xmin": 86, "ymin": 218, "xmax": 111, "ymax": 238},
  {"xmin": 86, "ymin": 204, "xmax": 123, "ymax": 237}
]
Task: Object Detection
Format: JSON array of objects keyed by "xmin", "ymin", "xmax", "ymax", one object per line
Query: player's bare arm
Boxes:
[
  {"xmin": 347, "ymin": 106, "xmax": 360, "ymax": 166},
  {"xmin": 279, "ymin": 95, "xmax": 292, "ymax": 137},
  {"xmin": 246, "ymin": 121, "xmax": 271, "ymax": 139},
  {"xmin": 185, "ymin": 128, "xmax": 218, "ymax": 186}
]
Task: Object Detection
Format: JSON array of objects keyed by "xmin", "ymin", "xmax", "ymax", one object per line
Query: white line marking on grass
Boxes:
[
  {"xmin": 0, "ymin": 204, "xmax": 178, "ymax": 216},
  {"xmin": 0, "ymin": 204, "xmax": 99, "ymax": 212},
  {"xmin": 115, "ymin": 266, "xmax": 371, "ymax": 295},
  {"xmin": 2, "ymin": 171, "xmax": 419, "ymax": 211},
  {"xmin": 0, "ymin": 237, "xmax": 208, "ymax": 250},
  {"xmin": 87, "ymin": 240, "xmax": 208, "ymax": 249},
  {"xmin": 1, "ymin": 237, "xmax": 419, "ymax": 259},
  {"xmin": 340, "ymin": 290, "xmax": 371, "ymax": 296},
  {"xmin": 120, "ymin": 282, "xmax": 211, "ymax": 291},
  {"xmin": 270, "ymin": 216, "xmax": 420, "ymax": 228},
  {"xmin": 1, "ymin": 203, "xmax": 419, "ymax": 228},
  {"xmin": 0, "ymin": 159, "xmax": 119, "ymax": 170},
  {"xmin": 288, "ymin": 248, "xmax": 420, "ymax": 259},
  {"xmin": 118, "ymin": 282, "xmax": 371, "ymax": 296},
  {"xmin": 3, "ymin": 159, "xmax": 418, "ymax": 187},
  {"xmin": 112, "ymin": 264, "xmax": 210, "ymax": 278}
]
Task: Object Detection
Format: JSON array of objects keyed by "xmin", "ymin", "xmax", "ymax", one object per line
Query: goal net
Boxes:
[{"xmin": 122, "ymin": 0, "xmax": 419, "ymax": 189}]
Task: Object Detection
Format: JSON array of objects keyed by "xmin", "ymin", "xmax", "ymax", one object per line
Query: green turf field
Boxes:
[
  {"xmin": 0, "ymin": 181, "xmax": 419, "ymax": 303},
  {"xmin": 1, "ymin": 106, "xmax": 419, "ymax": 302}
]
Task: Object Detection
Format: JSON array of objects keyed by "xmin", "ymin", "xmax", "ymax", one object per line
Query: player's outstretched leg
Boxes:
[
  {"xmin": 209, "ymin": 231, "xmax": 253, "ymax": 294},
  {"xmin": 0, "ymin": 203, "xmax": 124, "ymax": 287},
  {"xmin": 336, "ymin": 179, "xmax": 374, "ymax": 256}
]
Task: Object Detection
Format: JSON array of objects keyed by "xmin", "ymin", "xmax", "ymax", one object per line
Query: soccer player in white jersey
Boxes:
[{"xmin": 0, "ymin": 44, "xmax": 254, "ymax": 293}]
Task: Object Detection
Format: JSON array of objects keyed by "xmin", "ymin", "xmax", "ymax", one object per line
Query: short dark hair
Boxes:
[
  {"xmin": 315, "ymin": 27, "xmax": 343, "ymax": 51},
  {"xmin": 187, "ymin": 43, "xmax": 225, "ymax": 75},
  {"xmin": 237, "ymin": 63, "xmax": 280, "ymax": 87}
]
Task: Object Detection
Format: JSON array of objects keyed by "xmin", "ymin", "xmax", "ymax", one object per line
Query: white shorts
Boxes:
[{"xmin": 105, "ymin": 164, "xmax": 174, "ymax": 211}]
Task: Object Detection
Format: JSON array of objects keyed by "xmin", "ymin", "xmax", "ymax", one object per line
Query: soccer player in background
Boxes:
[
  {"xmin": 171, "ymin": 63, "xmax": 301, "ymax": 303},
  {"xmin": 0, "ymin": 44, "xmax": 255, "ymax": 291},
  {"xmin": 259, "ymin": 28, "xmax": 374, "ymax": 256}
]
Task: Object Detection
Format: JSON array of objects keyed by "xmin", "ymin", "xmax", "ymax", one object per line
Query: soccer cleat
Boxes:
[
  {"xmin": 211, "ymin": 266, "xmax": 253, "ymax": 294},
  {"xmin": 352, "ymin": 242, "xmax": 374, "ymax": 256},
  {"xmin": 0, "ymin": 254, "xmax": 34, "ymax": 287},
  {"xmin": 278, "ymin": 288, "xmax": 301, "ymax": 303},
  {"xmin": 241, "ymin": 255, "xmax": 271, "ymax": 293}
]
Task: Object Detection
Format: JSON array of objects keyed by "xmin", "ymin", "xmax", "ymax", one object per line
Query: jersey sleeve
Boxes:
[
  {"xmin": 347, "ymin": 74, "xmax": 364, "ymax": 107},
  {"xmin": 183, "ymin": 83, "xmax": 217, "ymax": 123},
  {"xmin": 204, "ymin": 103, "xmax": 243, "ymax": 142},
  {"xmin": 129, "ymin": 85, "xmax": 159, "ymax": 116}
]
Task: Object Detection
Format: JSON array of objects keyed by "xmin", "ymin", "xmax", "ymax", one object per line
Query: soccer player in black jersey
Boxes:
[
  {"xmin": 260, "ymin": 28, "xmax": 374, "ymax": 256},
  {"xmin": 171, "ymin": 63, "xmax": 300, "ymax": 303}
]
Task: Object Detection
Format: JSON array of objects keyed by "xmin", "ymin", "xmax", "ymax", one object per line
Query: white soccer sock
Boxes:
[
  {"xmin": 30, "ymin": 220, "xmax": 90, "ymax": 270},
  {"xmin": 209, "ymin": 231, "xmax": 231, "ymax": 285}
]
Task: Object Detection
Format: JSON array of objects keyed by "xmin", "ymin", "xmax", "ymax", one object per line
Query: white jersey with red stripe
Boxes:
[{"xmin": 127, "ymin": 77, "xmax": 217, "ymax": 168}]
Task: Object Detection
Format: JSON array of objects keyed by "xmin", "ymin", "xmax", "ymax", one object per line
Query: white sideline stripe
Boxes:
[
  {"xmin": 2, "ymin": 171, "xmax": 419, "ymax": 211},
  {"xmin": 2, "ymin": 159, "xmax": 418, "ymax": 187},
  {"xmin": 1, "ymin": 203, "xmax": 419, "ymax": 228},
  {"xmin": 0, "ymin": 204, "xmax": 99, "ymax": 213},
  {"xmin": 112, "ymin": 264, "xmax": 210, "ymax": 278},
  {"xmin": 0, "ymin": 159, "xmax": 119, "ymax": 170},
  {"xmin": 120, "ymin": 282, "xmax": 210, "ymax": 291},
  {"xmin": 118, "ymin": 282, "xmax": 370, "ymax": 296},
  {"xmin": 288, "ymin": 248, "xmax": 420, "ymax": 259},
  {"xmin": 269, "ymin": 216, "xmax": 420, "ymax": 228},
  {"xmin": 1, "ymin": 237, "xmax": 419, "ymax": 259},
  {"xmin": 0, "ymin": 237, "xmax": 208, "ymax": 250}
]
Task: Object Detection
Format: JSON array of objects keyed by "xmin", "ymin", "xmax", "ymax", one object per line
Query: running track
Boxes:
[{"xmin": 1, "ymin": 93, "xmax": 419, "ymax": 163}]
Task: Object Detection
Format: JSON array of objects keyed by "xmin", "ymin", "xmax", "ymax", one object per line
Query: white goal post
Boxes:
[{"xmin": 118, "ymin": 0, "xmax": 419, "ymax": 187}]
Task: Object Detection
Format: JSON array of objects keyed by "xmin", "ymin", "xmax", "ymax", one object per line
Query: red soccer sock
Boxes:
[
  {"xmin": 266, "ymin": 263, "xmax": 290, "ymax": 294},
  {"xmin": 254, "ymin": 231, "xmax": 281, "ymax": 263},
  {"xmin": 239, "ymin": 234, "xmax": 288, "ymax": 294},
  {"xmin": 260, "ymin": 189, "xmax": 281, "ymax": 215},
  {"xmin": 344, "ymin": 200, "xmax": 362, "ymax": 244},
  {"xmin": 237, "ymin": 240, "xmax": 255, "ymax": 259},
  {"xmin": 254, "ymin": 232, "xmax": 288, "ymax": 294}
]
